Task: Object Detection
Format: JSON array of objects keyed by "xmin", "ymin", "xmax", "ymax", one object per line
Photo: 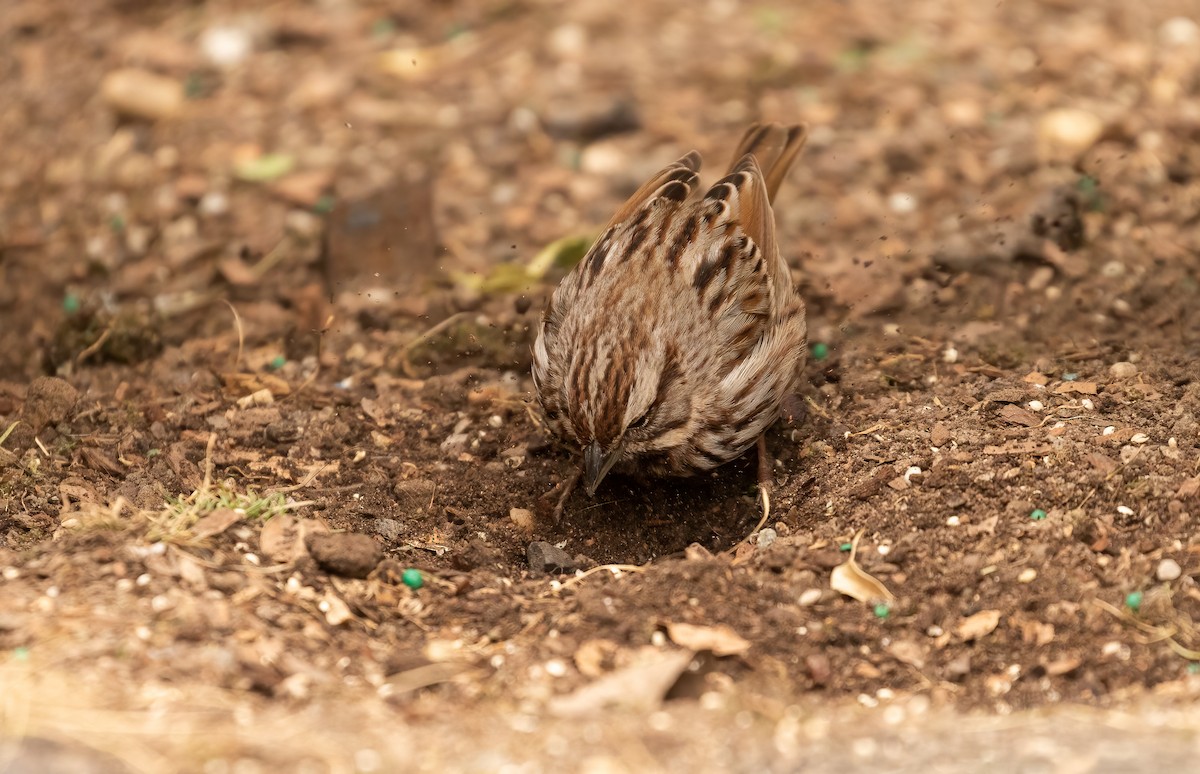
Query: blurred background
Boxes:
[{"xmin": 2, "ymin": 0, "xmax": 1198, "ymax": 378}]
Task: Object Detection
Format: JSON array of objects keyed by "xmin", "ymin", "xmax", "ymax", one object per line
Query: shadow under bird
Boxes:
[{"xmin": 532, "ymin": 123, "xmax": 810, "ymax": 522}]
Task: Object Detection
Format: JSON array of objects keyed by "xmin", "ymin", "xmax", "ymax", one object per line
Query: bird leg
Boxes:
[
  {"xmin": 541, "ymin": 467, "xmax": 582, "ymax": 524},
  {"xmin": 752, "ymin": 434, "xmax": 773, "ymax": 535}
]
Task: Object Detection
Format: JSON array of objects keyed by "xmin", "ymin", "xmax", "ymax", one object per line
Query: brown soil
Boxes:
[{"xmin": 2, "ymin": 0, "xmax": 1200, "ymax": 771}]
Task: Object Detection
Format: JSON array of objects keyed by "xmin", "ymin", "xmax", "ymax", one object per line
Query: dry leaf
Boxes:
[
  {"xmin": 1053, "ymin": 381, "xmax": 1098, "ymax": 395},
  {"xmin": 830, "ymin": 532, "xmax": 895, "ymax": 604},
  {"xmin": 665, "ymin": 622, "xmax": 751, "ymax": 657},
  {"xmin": 260, "ymin": 515, "xmax": 328, "ymax": 563},
  {"xmin": 191, "ymin": 507, "xmax": 243, "ymax": 539},
  {"xmin": 997, "ymin": 404, "xmax": 1041, "ymax": 427},
  {"xmin": 1176, "ymin": 476, "xmax": 1200, "ymax": 499},
  {"xmin": 385, "ymin": 662, "xmax": 472, "ymax": 695},
  {"xmin": 547, "ymin": 649, "xmax": 693, "ymax": 718},
  {"xmin": 956, "ymin": 609, "xmax": 1001, "ymax": 640}
]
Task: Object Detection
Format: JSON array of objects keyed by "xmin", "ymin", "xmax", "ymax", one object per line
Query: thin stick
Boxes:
[
  {"xmin": 554, "ymin": 563, "xmax": 647, "ymax": 591},
  {"xmin": 221, "ymin": 299, "xmax": 245, "ymax": 370},
  {"xmin": 76, "ymin": 326, "xmax": 113, "ymax": 364}
]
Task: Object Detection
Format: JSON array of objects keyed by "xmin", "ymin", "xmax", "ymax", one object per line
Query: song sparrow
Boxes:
[{"xmin": 532, "ymin": 123, "xmax": 809, "ymax": 520}]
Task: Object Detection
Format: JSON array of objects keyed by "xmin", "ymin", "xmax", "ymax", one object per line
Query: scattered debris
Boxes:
[{"xmin": 664, "ymin": 622, "xmax": 751, "ymax": 657}]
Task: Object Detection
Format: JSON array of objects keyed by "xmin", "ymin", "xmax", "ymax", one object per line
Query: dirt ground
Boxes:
[{"xmin": 3, "ymin": 0, "xmax": 1200, "ymax": 771}]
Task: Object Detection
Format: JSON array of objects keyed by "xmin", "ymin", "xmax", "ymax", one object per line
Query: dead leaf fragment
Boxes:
[
  {"xmin": 547, "ymin": 649, "xmax": 693, "ymax": 718},
  {"xmin": 1053, "ymin": 381, "xmax": 1097, "ymax": 395},
  {"xmin": 191, "ymin": 507, "xmax": 243, "ymax": 540},
  {"xmin": 830, "ymin": 533, "xmax": 895, "ymax": 604},
  {"xmin": 956, "ymin": 609, "xmax": 1001, "ymax": 641},
  {"xmin": 1176, "ymin": 476, "xmax": 1200, "ymax": 499},
  {"xmin": 260, "ymin": 514, "xmax": 328, "ymax": 563},
  {"xmin": 997, "ymin": 404, "xmax": 1041, "ymax": 427},
  {"xmin": 664, "ymin": 622, "xmax": 751, "ymax": 657}
]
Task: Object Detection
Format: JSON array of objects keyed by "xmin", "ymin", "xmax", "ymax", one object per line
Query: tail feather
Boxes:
[{"xmin": 727, "ymin": 123, "xmax": 808, "ymax": 203}]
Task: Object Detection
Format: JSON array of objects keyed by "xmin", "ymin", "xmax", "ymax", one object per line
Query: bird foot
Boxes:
[{"xmin": 750, "ymin": 434, "xmax": 773, "ymax": 536}]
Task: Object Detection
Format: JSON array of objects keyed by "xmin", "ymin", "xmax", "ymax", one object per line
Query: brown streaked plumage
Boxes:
[{"xmin": 532, "ymin": 123, "xmax": 809, "ymax": 516}]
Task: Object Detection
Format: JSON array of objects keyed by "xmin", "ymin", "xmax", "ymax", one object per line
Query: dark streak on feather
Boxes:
[
  {"xmin": 664, "ymin": 212, "xmax": 699, "ymax": 268},
  {"xmin": 585, "ymin": 227, "xmax": 615, "ymax": 280},
  {"xmin": 648, "ymin": 343, "xmax": 681, "ymax": 417}
]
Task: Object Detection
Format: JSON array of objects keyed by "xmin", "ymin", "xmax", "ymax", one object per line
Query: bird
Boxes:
[{"xmin": 531, "ymin": 123, "xmax": 809, "ymax": 523}]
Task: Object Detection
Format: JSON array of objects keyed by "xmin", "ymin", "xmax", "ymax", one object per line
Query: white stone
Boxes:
[{"xmin": 1157, "ymin": 558, "xmax": 1182, "ymax": 582}]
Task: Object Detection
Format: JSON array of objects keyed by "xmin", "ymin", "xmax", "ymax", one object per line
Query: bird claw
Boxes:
[
  {"xmin": 751, "ymin": 483, "xmax": 771, "ymax": 537},
  {"xmin": 538, "ymin": 468, "xmax": 582, "ymax": 525}
]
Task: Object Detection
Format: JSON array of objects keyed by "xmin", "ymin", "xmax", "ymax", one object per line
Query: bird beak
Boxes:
[{"xmin": 583, "ymin": 440, "xmax": 621, "ymax": 497}]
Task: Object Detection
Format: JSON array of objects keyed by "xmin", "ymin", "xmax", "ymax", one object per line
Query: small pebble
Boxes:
[
  {"xmin": 946, "ymin": 515, "xmax": 961, "ymax": 526},
  {"xmin": 1160, "ymin": 16, "xmax": 1199, "ymax": 46},
  {"xmin": 1081, "ymin": 398, "xmax": 1095, "ymax": 410},
  {"xmin": 756, "ymin": 528, "xmax": 778, "ymax": 548},
  {"xmin": 798, "ymin": 589, "xmax": 822, "ymax": 606},
  {"xmin": 888, "ymin": 192, "xmax": 917, "ymax": 214},
  {"xmin": 509, "ymin": 507, "xmax": 534, "ymax": 534},
  {"xmin": 1109, "ymin": 361, "xmax": 1138, "ymax": 378},
  {"xmin": 942, "ymin": 347, "xmax": 958, "ymax": 364},
  {"xmin": 1037, "ymin": 108, "xmax": 1103, "ymax": 159},
  {"xmin": 1028, "ymin": 400, "xmax": 1044, "ymax": 411},
  {"xmin": 1116, "ymin": 505, "xmax": 1134, "ymax": 516},
  {"xmin": 1017, "ymin": 568, "xmax": 1038, "ymax": 583},
  {"xmin": 1101, "ymin": 261, "xmax": 1126, "ymax": 278},
  {"xmin": 1157, "ymin": 559, "xmax": 1182, "ymax": 582},
  {"xmin": 1130, "ymin": 433, "xmax": 1149, "ymax": 444},
  {"xmin": 200, "ymin": 25, "xmax": 254, "ymax": 68},
  {"xmin": 101, "ymin": 68, "xmax": 185, "ymax": 120},
  {"xmin": 527, "ymin": 541, "xmax": 577, "ymax": 574},
  {"xmin": 199, "ymin": 191, "xmax": 229, "ymax": 217}
]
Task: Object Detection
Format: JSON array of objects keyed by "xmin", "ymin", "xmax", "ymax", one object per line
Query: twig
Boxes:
[
  {"xmin": 221, "ymin": 299, "xmax": 245, "ymax": 370},
  {"xmin": 0, "ymin": 420, "xmax": 18, "ymax": 448},
  {"xmin": 553, "ymin": 563, "xmax": 647, "ymax": 592},
  {"xmin": 76, "ymin": 326, "xmax": 113, "ymax": 364}
]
